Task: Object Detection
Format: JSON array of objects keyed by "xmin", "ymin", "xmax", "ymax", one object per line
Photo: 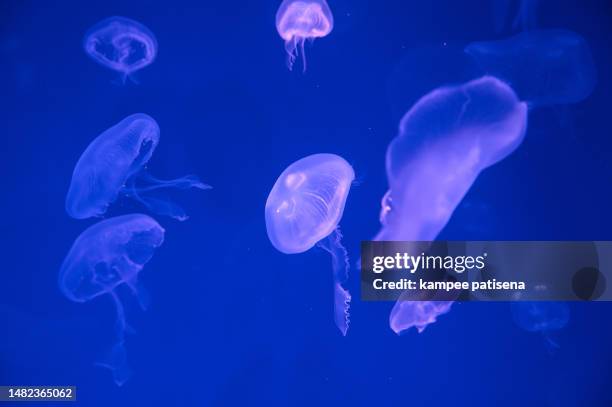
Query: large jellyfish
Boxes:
[
  {"xmin": 275, "ymin": 0, "xmax": 334, "ymax": 71},
  {"xmin": 465, "ymin": 30, "xmax": 597, "ymax": 107},
  {"xmin": 84, "ymin": 16, "xmax": 157, "ymax": 83},
  {"xmin": 59, "ymin": 214, "xmax": 164, "ymax": 385},
  {"xmin": 265, "ymin": 153, "xmax": 354, "ymax": 335},
  {"xmin": 66, "ymin": 113, "xmax": 210, "ymax": 221},
  {"xmin": 511, "ymin": 301, "xmax": 570, "ymax": 352},
  {"xmin": 379, "ymin": 76, "xmax": 527, "ymax": 334}
]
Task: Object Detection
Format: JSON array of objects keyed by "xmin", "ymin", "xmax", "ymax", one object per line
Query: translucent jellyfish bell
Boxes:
[
  {"xmin": 84, "ymin": 16, "xmax": 158, "ymax": 83},
  {"xmin": 465, "ymin": 30, "xmax": 597, "ymax": 107},
  {"xmin": 66, "ymin": 113, "xmax": 210, "ymax": 221},
  {"xmin": 275, "ymin": 0, "xmax": 334, "ymax": 71},
  {"xmin": 511, "ymin": 302, "xmax": 570, "ymax": 352},
  {"xmin": 59, "ymin": 214, "xmax": 164, "ymax": 385},
  {"xmin": 265, "ymin": 153, "xmax": 354, "ymax": 335},
  {"xmin": 379, "ymin": 76, "xmax": 527, "ymax": 242}
]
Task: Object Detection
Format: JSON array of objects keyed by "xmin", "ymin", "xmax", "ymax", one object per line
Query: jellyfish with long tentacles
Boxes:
[
  {"xmin": 66, "ymin": 113, "xmax": 210, "ymax": 221},
  {"xmin": 275, "ymin": 0, "xmax": 334, "ymax": 71},
  {"xmin": 465, "ymin": 30, "xmax": 597, "ymax": 107},
  {"xmin": 511, "ymin": 301, "xmax": 570, "ymax": 352},
  {"xmin": 59, "ymin": 214, "xmax": 164, "ymax": 385},
  {"xmin": 266, "ymin": 153, "xmax": 354, "ymax": 335},
  {"xmin": 378, "ymin": 76, "xmax": 528, "ymax": 334},
  {"xmin": 84, "ymin": 16, "xmax": 157, "ymax": 83}
]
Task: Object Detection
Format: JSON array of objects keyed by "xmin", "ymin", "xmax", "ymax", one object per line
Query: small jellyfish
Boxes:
[
  {"xmin": 84, "ymin": 16, "xmax": 157, "ymax": 83},
  {"xmin": 66, "ymin": 113, "xmax": 210, "ymax": 221},
  {"xmin": 389, "ymin": 289, "xmax": 456, "ymax": 335},
  {"xmin": 511, "ymin": 302, "xmax": 570, "ymax": 352},
  {"xmin": 465, "ymin": 30, "xmax": 597, "ymax": 106},
  {"xmin": 378, "ymin": 76, "xmax": 527, "ymax": 242},
  {"xmin": 275, "ymin": 0, "xmax": 334, "ymax": 71},
  {"xmin": 265, "ymin": 153, "xmax": 354, "ymax": 335},
  {"xmin": 59, "ymin": 214, "xmax": 164, "ymax": 385}
]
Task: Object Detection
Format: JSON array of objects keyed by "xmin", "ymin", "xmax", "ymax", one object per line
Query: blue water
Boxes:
[{"xmin": 1, "ymin": 0, "xmax": 612, "ymax": 405}]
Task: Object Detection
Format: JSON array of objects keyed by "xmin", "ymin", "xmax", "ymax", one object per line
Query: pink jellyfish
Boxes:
[
  {"xmin": 379, "ymin": 76, "xmax": 528, "ymax": 335},
  {"xmin": 275, "ymin": 0, "xmax": 334, "ymax": 71},
  {"xmin": 265, "ymin": 154, "xmax": 354, "ymax": 335}
]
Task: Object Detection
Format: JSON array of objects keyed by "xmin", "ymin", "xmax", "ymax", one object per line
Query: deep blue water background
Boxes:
[{"xmin": 1, "ymin": 0, "xmax": 612, "ymax": 405}]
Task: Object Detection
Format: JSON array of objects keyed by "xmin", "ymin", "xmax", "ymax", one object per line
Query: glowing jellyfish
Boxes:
[
  {"xmin": 389, "ymin": 289, "xmax": 456, "ymax": 335},
  {"xmin": 511, "ymin": 301, "xmax": 570, "ymax": 351},
  {"xmin": 379, "ymin": 76, "xmax": 527, "ymax": 242},
  {"xmin": 265, "ymin": 153, "xmax": 354, "ymax": 335},
  {"xmin": 66, "ymin": 113, "xmax": 210, "ymax": 221},
  {"xmin": 84, "ymin": 16, "xmax": 157, "ymax": 83},
  {"xmin": 379, "ymin": 76, "xmax": 527, "ymax": 334},
  {"xmin": 465, "ymin": 30, "xmax": 597, "ymax": 106},
  {"xmin": 275, "ymin": 0, "xmax": 334, "ymax": 71},
  {"xmin": 59, "ymin": 214, "xmax": 164, "ymax": 385}
]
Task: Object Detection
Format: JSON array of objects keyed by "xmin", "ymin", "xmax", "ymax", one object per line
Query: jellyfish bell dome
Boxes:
[
  {"xmin": 66, "ymin": 113, "xmax": 160, "ymax": 220},
  {"xmin": 386, "ymin": 76, "xmax": 528, "ymax": 189},
  {"xmin": 265, "ymin": 153, "xmax": 354, "ymax": 255},
  {"xmin": 275, "ymin": 0, "xmax": 334, "ymax": 42},
  {"xmin": 83, "ymin": 16, "xmax": 158, "ymax": 78},
  {"xmin": 59, "ymin": 214, "xmax": 164, "ymax": 303}
]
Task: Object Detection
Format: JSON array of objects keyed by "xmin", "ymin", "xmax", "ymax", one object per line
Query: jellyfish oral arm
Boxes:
[{"xmin": 317, "ymin": 228, "xmax": 351, "ymax": 336}]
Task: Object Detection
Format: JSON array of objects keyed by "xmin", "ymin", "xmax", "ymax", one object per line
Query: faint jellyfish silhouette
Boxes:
[
  {"xmin": 511, "ymin": 301, "xmax": 570, "ymax": 352},
  {"xmin": 379, "ymin": 76, "xmax": 527, "ymax": 334},
  {"xmin": 59, "ymin": 214, "xmax": 164, "ymax": 385},
  {"xmin": 265, "ymin": 153, "xmax": 354, "ymax": 335},
  {"xmin": 275, "ymin": 0, "xmax": 334, "ymax": 71},
  {"xmin": 492, "ymin": 0, "xmax": 539, "ymax": 33},
  {"xmin": 389, "ymin": 289, "xmax": 457, "ymax": 335},
  {"xmin": 66, "ymin": 113, "xmax": 210, "ymax": 221},
  {"xmin": 465, "ymin": 30, "xmax": 597, "ymax": 107},
  {"xmin": 84, "ymin": 16, "xmax": 157, "ymax": 83}
]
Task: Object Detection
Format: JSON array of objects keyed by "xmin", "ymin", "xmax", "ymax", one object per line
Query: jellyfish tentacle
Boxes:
[
  {"xmin": 95, "ymin": 291, "xmax": 132, "ymax": 386},
  {"xmin": 318, "ymin": 227, "xmax": 351, "ymax": 336},
  {"xmin": 132, "ymin": 171, "xmax": 212, "ymax": 193},
  {"xmin": 300, "ymin": 37, "xmax": 307, "ymax": 73},
  {"xmin": 128, "ymin": 191, "xmax": 190, "ymax": 221},
  {"xmin": 285, "ymin": 36, "xmax": 298, "ymax": 71},
  {"xmin": 126, "ymin": 278, "xmax": 151, "ymax": 311}
]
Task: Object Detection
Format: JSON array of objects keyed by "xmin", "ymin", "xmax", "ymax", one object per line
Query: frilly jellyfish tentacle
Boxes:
[
  {"xmin": 125, "ymin": 278, "xmax": 150, "ymax": 311},
  {"xmin": 317, "ymin": 227, "xmax": 351, "ymax": 336},
  {"xmin": 285, "ymin": 36, "xmax": 298, "ymax": 71},
  {"xmin": 125, "ymin": 185, "xmax": 190, "ymax": 221},
  {"xmin": 95, "ymin": 291, "xmax": 132, "ymax": 386}
]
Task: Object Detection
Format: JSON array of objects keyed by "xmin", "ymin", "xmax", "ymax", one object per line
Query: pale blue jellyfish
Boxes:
[
  {"xmin": 511, "ymin": 302, "xmax": 570, "ymax": 351},
  {"xmin": 275, "ymin": 0, "xmax": 334, "ymax": 71},
  {"xmin": 84, "ymin": 16, "xmax": 157, "ymax": 83},
  {"xmin": 465, "ymin": 30, "xmax": 597, "ymax": 107},
  {"xmin": 265, "ymin": 153, "xmax": 354, "ymax": 335},
  {"xmin": 378, "ymin": 76, "xmax": 527, "ymax": 333},
  {"xmin": 66, "ymin": 113, "xmax": 210, "ymax": 221},
  {"xmin": 59, "ymin": 214, "xmax": 164, "ymax": 385}
]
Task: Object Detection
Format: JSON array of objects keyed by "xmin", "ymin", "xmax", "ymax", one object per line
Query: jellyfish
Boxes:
[
  {"xmin": 389, "ymin": 289, "xmax": 457, "ymax": 335},
  {"xmin": 511, "ymin": 302, "xmax": 570, "ymax": 352},
  {"xmin": 59, "ymin": 214, "xmax": 164, "ymax": 385},
  {"xmin": 465, "ymin": 30, "xmax": 597, "ymax": 107},
  {"xmin": 275, "ymin": 0, "xmax": 334, "ymax": 71},
  {"xmin": 378, "ymin": 76, "xmax": 527, "ymax": 334},
  {"xmin": 83, "ymin": 16, "xmax": 157, "ymax": 83},
  {"xmin": 378, "ymin": 76, "xmax": 528, "ymax": 242},
  {"xmin": 492, "ymin": 0, "xmax": 539, "ymax": 33},
  {"xmin": 66, "ymin": 113, "xmax": 210, "ymax": 221},
  {"xmin": 265, "ymin": 153, "xmax": 354, "ymax": 335}
]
